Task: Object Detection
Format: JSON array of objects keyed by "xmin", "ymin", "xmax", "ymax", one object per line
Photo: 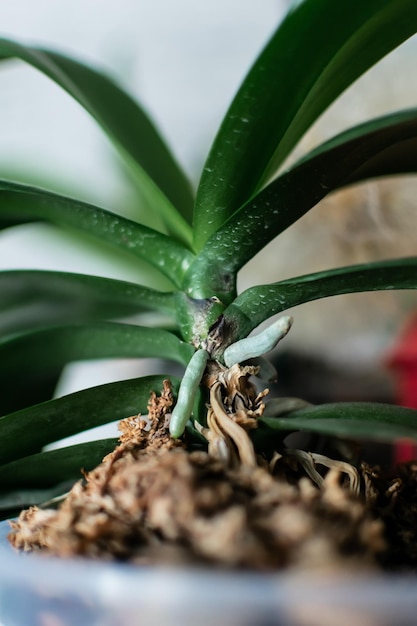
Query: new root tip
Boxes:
[
  {"xmin": 169, "ymin": 348, "xmax": 209, "ymax": 439},
  {"xmin": 223, "ymin": 315, "xmax": 294, "ymax": 368}
]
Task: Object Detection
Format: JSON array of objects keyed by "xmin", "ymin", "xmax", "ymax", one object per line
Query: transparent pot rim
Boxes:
[{"xmin": 1, "ymin": 519, "xmax": 417, "ymax": 626}]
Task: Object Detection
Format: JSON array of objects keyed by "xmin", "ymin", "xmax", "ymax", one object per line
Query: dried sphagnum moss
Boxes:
[{"xmin": 8, "ymin": 376, "xmax": 387, "ymax": 571}]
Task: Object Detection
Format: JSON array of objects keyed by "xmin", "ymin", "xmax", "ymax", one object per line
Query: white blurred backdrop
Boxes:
[{"xmin": 0, "ymin": 1, "xmax": 284, "ymax": 202}]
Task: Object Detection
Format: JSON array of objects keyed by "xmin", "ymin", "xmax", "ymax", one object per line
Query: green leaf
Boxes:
[
  {"xmin": 0, "ymin": 375, "xmax": 179, "ymax": 464},
  {"xmin": 191, "ymin": 108, "xmax": 417, "ymax": 289},
  {"xmin": 0, "ymin": 483, "xmax": 74, "ymax": 519},
  {"xmin": 0, "ymin": 375, "xmax": 61, "ymax": 418},
  {"xmin": 0, "ymin": 322, "xmax": 194, "ymax": 381},
  {"xmin": 0, "ymin": 180, "xmax": 195, "ymax": 287},
  {"xmin": 260, "ymin": 402, "xmax": 417, "ymax": 443},
  {"xmin": 225, "ymin": 258, "xmax": 417, "ymax": 336},
  {"xmin": 0, "ymin": 270, "xmax": 177, "ymax": 336},
  {"xmin": 193, "ymin": 0, "xmax": 417, "ymax": 249},
  {"xmin": 296, "ymin": 108, "xmax": 417, "ymax": 183},
  {"xmin": 0, "ymin": 37, "xmax": 194, "ymax": 242},
  {"xmin": 0, "ymin": 439, "xmax": 118, "ymax": 489}
]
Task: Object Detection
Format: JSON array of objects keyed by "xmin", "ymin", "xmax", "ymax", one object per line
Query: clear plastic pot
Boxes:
[{"xmin": 1, "ymin": 520, "xmax": 417, "ymax": 626}]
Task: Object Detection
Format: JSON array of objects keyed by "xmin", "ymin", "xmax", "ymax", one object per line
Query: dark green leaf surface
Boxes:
[
  {"xmin": 226, "ymin": 258, "xmax": 417, "ymax": 335},
  {"xmin": 296, "ymin": 108, "xmax": 417, "ymax": 183},
  {"xmin": 0, "ymin": 483, "xmax": 74, "ymax": 519},
  {"xmin": 260, "ymin": 402, "xmax": 417, "ymax": 442},
  {"xmin": 0, "ymin": 439, "xmax": 118, "ymax": 488},
  {"xmin": 0, "ymin": 181, "xmax": 195, "ymax": 287},
  {"xmin": 1, "ymin": 376, "xmax": 62, "ymax": 419},
  {"xmin": 190, "ymin": 109, "xmax": 417, "ymax": 290},
  {"xmin": 0, "ymin": 270, "xmax": 177, "ymax": 336},
  {"xmin": 193, "ymin": 0, "xmax": 417, "ymax": 248},
  {"xmin": 0, "ymin": 375, "xmax": 179, "ymax": 464},
  {"xmin": 0, "ymin": 38, "xmax": 194, "ymax": 241},
  {"xmin": 0, "ymin": 322, "xmax": 194, "ymax": 380}
]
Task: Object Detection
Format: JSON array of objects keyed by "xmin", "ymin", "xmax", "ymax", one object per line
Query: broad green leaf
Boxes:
[
  {"xmin": 0, "ymin": 322, "xmax": 194, "ymax": 382},
  {"xmin": 0, "ymin": 483, "xmax": 74, "ymax": 519},
  {"xmin": 0, "ymin": 180, "xmax": 195, "ymax": 287},
  {"xmin": 259, "ymin": 402, "xmax": 417, "ymax": 442},
  {"xmin": 0, "ymin": 318, "xmax": 191, "ymax": 416},
  {"xmin": 0, "ymin": 37, "xmax": 194, "ymax": 242},
  {"xmin": 0, "ymin": 270, "xmax": 177, "ymax": 336},
  {"xmin": 189, "ymin": 108, "xmax": 417, "ymax": 294},
  {"xmin": 296, "ymin": 108, "xmax": 417, "ymax": 183},
  {"xmin": 224, "ymin": 258, "xmax": 417, "ymax": 337},
  {"xmin": 0, "ymin": 439, "xmax": 118, "ymax": 489},
  {"xmin": 193, "ymin": 0, "xmax": 417, "ymax": 249},
  {"xmin": 0, "ymin": 375, "xmax": 61, "ymax": 421},
  {"xmin": 0, "ymin": 375, "xmax": 179, "ymax": 464}
]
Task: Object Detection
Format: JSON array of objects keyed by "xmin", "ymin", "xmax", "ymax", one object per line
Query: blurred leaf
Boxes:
[
  {"xmin": 0, "ymin": 270, "xmax": 177, "ymax": 336},
  {"xmin": 0, "ymin": 375, "xmax": 179, "ymax": 464},
  {"xmin": 0, "ymin": 37, "xmax": 194, "ymax": 242},
  {"xmin": 0, "ymin": 482, "xmax": 74, "ymax": 519},
  {"xmin": 0, "ymin": 375, "xmax": 62, "ymax": 419},
  {"xmin": 190, "ymin": 109, "xmax": 417, "ymax": 290},
  {"xmin": 0, "ymin": 439, "xmax": 118, "ymax": 489},
  {"xmin": 0, "ymin": 322, "xmax": 194, "ymax": 380},
  {"xmin": 260, "ymin": 402, "xmax": 417, "ymax": 442},
  {"xmin": 193, "ymin": 0, "xmax": 417, "ymax": 248},
  {"xmin": 225, "ymin": 258, "xmax": 417, "ymax": 335},
  {"xmin": 0, "ymin": 180, "xmax": 195, "ymax": 287}
]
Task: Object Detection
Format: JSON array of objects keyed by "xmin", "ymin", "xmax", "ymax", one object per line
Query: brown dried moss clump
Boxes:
[{"xmin": 8, "ymin": 377, "xmax": 387, "ymax": 571}]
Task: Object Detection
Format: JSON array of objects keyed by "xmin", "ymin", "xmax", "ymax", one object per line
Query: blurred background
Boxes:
[{"xmin": 1, "ymin": 0, "xmax": 417, "ymax": 444}]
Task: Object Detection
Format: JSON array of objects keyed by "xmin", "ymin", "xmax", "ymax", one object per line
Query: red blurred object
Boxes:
[{"xmin": 385, "ymin": 313, "xmax": 417, "ymax": 464}]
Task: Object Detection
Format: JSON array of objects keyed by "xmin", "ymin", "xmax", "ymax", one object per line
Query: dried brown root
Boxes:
[
  {"xmin": 198, "ymin": 363, "xmax": 268, "ymax": 469},
  {"xmin": 9, "ymin": 378, "xmax": 182, "ymax": 556},
  {"xmin": 360, "ymin": 461, "xmax": 417, "ymax": 569},
  {"xmin": 8, "ymin": 378, "xmax": 386, "ymax": 571},
  {"xmin": 8, "ymin": 449, "xmax": 384, "ymax": 570},
  {"xmin": 272, "ymin": 450, "xmax": 361, "ymax": 495}
]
